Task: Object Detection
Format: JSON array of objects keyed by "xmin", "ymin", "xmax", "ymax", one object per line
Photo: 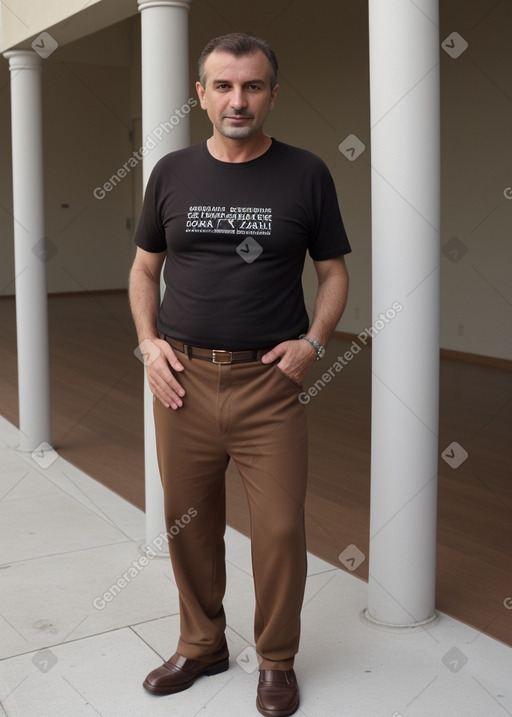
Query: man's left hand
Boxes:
[{"xmin": 261, "ymin": 339, "xmax": 318, "ymax": 385}]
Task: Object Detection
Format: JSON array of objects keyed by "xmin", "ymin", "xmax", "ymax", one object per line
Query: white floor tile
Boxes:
[
  {"xmin": 0, "ymin": 541, "xmax": 178, "ymax": 660},
  {"xmin": 225, "ymin": 525, "xmax": 253, "ymax": 576},
  {"xmin": 0, "ymin": 628, "xmax": 253, "ymax": 717},
  {"xmin": 131, "ymin": 613, "xmax": 251, "ymax": 668},
  {"xmin": 0, "ymin": 491, "xmax": 128, "ymax": 565},
  {"xmin": 13, "ymin": 451, "xmax": 145, "ymax": 543},
  {"xmin": 297, "ymin": 569, "xmax": 512, "ymax": 717},
  {"xmin": 306, "ymin": 550, "xmax": 341, "ymax": 576},
  {"xmin": 0, "ymin": 451, "xmax": 56, "ymax": 502},
  {"xmin": 0, "ymin": 417, "xmax": 22, "ymax": 449},
  {"xmin": 0, "ymin": 415, "xmax": 511, "ymax": 717}
]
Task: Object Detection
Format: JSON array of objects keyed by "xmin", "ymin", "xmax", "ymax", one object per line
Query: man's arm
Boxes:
[
  {"xmin": 128, "ymin": 247, "xmax": 186, "ymax": 410},
  {"xmin": 261, "ymin": 255, "xmax": 349, "ymax": 383}
]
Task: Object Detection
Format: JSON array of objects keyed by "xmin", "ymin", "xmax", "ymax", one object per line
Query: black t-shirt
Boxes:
[{"xmin": 134, "ymin": 139, "xmax": 351, "ymax": 350}]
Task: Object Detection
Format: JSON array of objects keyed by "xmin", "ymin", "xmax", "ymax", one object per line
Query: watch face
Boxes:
[{"xmin": 318, "ymin": 346, "xmax": 326, "ymax": 359}]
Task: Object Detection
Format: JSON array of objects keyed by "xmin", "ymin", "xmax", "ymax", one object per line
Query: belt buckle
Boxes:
[{"xmin": 212, "ymin": 349, "xmax": 233, "ymax": 365}]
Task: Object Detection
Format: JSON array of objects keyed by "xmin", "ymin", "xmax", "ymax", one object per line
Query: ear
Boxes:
[
  {"xmin": 195, "ymin": 81, "xmax": 207, "ymax": 110},
  {"xmin": 269, "ymin": 83, "xmax": 279, "ymax": 110}
]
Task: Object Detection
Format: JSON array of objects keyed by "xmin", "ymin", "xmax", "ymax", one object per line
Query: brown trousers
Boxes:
[{"xmin": 153, "ymin": 345, "xmax": 308, "ymax": 671}]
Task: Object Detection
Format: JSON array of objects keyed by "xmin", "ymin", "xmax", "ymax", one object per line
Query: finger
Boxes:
[
  {"xmin": 153, "ymin": 366, "xmax": 185, "ymax": 398},
  {"xmin": 155, "ymin": 390, "xmax": 182, "ymax": 410},
  {"xmin": 150, "ymin": 373, "xmax": 184, "ymax": 409},
  {"xmin": 260, "ymin": 342, "xmax": 286, "ymax": 364},
  {"xmin": 147, "ymin": 357, "xmax": 186, "ymax": 404},
  {"xmin": 160, "ymin": 341, "xmax": 185, "ymax": 372}
]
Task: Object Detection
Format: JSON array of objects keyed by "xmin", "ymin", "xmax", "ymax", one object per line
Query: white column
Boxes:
[
  {"xmin": 4, "ymin": 50, "xmax": 51, "ymax": 453},
  {"xmin": 366, "ymin": 0, "xmax": 440, "ymax": 626},
  {"xmin": 138, "ymin": 0, "xmax": 192, "ymax": 551}
]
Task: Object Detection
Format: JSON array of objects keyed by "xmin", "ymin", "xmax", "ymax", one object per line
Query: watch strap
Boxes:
[{"xmin": 299, "ymin": 334, "xmax": 325, "ymax": 360}]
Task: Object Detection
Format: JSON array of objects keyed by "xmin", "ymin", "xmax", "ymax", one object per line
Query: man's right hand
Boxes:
[{"xmin": 141, "ymin": 337, "xmax": 185, "ymax": 410}]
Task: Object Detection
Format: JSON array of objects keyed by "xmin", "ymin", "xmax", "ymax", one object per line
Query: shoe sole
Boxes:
[{"xmin": 143, "ymin": 657, "xmax": 229, "ymax": 695}]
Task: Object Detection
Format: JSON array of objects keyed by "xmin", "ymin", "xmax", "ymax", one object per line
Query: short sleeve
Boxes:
[
  {"xmin": 307, "ymin": 164, "xmax": 351, "ymax": 261},
  {"xmin": 133, "ymin": 163, "xmax": 167, "ymax": 253}
]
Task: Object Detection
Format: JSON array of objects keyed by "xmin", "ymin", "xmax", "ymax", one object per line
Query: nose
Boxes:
[{"xmin": 230, "ymin": 86, "xmax": 247, "ymax": 111}]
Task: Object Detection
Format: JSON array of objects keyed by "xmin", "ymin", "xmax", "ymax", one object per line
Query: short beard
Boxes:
[{"xmin": 219, "ymin": 123, "xmax": 258, "ymax": 139}]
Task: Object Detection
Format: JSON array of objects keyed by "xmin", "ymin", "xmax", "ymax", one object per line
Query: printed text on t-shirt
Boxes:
[{"xmin": 186, "ymin": 205, "xmax": 272, "ymax": 235}]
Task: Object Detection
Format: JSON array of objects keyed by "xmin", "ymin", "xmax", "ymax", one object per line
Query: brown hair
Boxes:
[{"xmin": 198, "ymin": 32, "xmax": 278, "ymax": 91}]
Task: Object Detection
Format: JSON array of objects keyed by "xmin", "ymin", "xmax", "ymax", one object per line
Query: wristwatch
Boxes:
[{"xmin": 299, "ymin": 334, "xmax": 326, "ymax": 360}]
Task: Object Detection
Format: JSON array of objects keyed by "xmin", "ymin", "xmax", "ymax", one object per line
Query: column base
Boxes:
[
  {"xmin": 16, "ymin": 440, "xmax": 54, "ymax": 452},
  {"xmin": 360, "ymin": 608, "xmax": 440, "ymax": 633}
]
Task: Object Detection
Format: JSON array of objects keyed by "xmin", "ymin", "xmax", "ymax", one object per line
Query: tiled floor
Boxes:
[{"xmin": 0, "ymin": 415, "xmax": 511, "ymax": 717}]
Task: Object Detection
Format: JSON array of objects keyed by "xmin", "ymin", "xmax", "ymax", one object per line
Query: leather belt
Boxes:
[{"xmin": 164, "ymin": 336, "xmax": 270, "ymax": 364}]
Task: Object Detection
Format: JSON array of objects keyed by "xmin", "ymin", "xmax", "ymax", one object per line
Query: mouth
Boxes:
[{"xmin": 224, "ymin": 116, "xmax": 252, "ymax": 122}]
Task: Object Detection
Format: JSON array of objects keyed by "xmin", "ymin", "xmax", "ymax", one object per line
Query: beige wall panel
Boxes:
[
  {"xmin": 0, "ymin": 21, "xmax": 135, "ymax": 296},
  {"xmin": 439, "ymin": 1, "xmax": 512, "ymax": 359}
]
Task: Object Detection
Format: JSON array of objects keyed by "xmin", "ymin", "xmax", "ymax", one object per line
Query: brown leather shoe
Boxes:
[
  {"xmin": 143, "ymin": 652, "xmax": 229, "ymax": 695},
  {"xmin": 256, "ymin": 669, "xmax": 299, "ymax": 717}
]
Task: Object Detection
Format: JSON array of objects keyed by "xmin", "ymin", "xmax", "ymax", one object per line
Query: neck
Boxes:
[{"xmin": 207, "ymin": 132, "xmax": 272, "ymax": 163}]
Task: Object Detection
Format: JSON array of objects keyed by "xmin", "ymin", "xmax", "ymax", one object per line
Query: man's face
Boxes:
[{"xmin": 196, "ymin": 49, "xmax": 278, "ymax": 140}]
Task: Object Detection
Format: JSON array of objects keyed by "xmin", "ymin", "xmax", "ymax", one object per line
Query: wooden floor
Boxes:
[{"xmin": 1, "ymin": 292, "xmax": 511, "ymax": 647}]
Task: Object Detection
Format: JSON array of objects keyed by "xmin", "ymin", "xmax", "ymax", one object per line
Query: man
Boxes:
[{"xmin": 129, "ymin": 32, "xmax": 350, "ymax": 717}]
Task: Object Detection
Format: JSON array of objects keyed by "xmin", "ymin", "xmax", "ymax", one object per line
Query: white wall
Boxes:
[
  {"xmin": 0, "ymin": 21, "xmax": 136, "ymax": 296},
  {"xmin": 1, "ymin": 0, "xmax": 511, "ymax": 359}
]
